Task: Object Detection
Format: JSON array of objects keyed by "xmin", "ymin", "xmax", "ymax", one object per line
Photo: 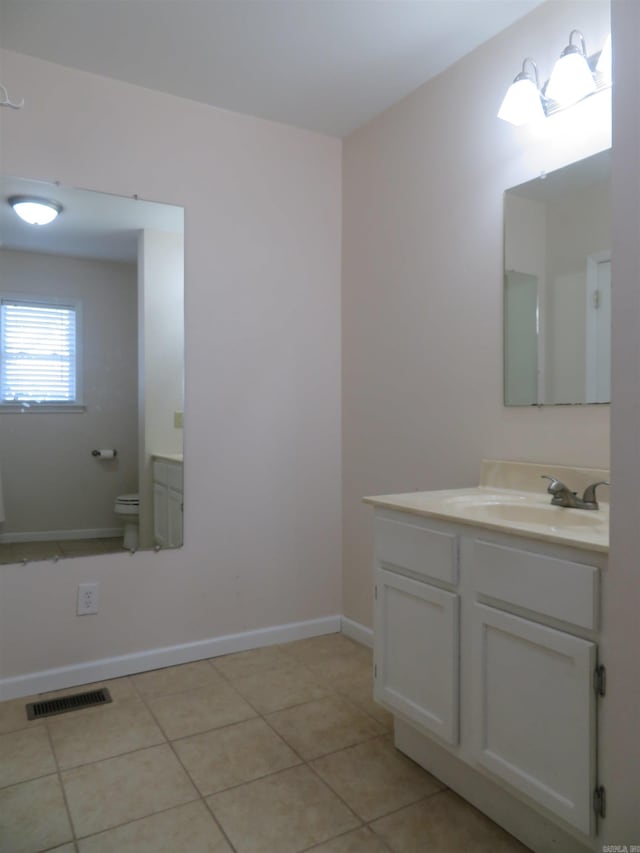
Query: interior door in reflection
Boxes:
[{"xmin": 504, "ymin": 271, "xmax": 538, "ymax": 406}]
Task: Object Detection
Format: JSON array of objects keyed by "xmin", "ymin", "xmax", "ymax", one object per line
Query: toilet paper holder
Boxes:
[{"xmin": 91, "ymin": 449, "xmax": 118, "ymax": 458}]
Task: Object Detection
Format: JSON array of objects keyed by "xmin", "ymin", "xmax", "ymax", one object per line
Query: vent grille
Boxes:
[{"xmin": 26, "ymin": 688, "xmax": 112, "ymax": 720}]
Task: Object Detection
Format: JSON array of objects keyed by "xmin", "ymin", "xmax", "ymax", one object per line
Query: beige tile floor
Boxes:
[{"xmin": 0, "ymin": 633, "xmax": 531, "ymax": 853}]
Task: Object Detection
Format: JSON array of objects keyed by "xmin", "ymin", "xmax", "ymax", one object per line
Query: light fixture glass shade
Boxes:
[
  {"xmin": 9, "ymin": 197, "xmax": 62, "ymax": 225},
  {"xmin": 596, "ymin": 34, "xmax": 612, "ymax": 85},
  {"xmin": 498, "ymin": 77, "xmax": 545, "ymax": 126},
  {"xmin": 546, "ymin": 49, "xmax": 596, "ymax": 106}
]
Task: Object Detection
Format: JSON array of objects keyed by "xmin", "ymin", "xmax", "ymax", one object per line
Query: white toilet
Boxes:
[{"xmin": 114, "ymin": 493, "xmax": 139, "ymax": 550}]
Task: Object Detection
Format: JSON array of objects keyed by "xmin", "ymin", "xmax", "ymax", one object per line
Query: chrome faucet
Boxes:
[{"xmin": 541, "ymin": 475, "xmax": 609, "ymax": 510}]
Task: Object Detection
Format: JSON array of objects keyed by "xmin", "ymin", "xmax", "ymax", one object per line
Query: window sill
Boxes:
[{"xmin": 0, "ymin": 404, "xmax": 86, "ymax": 414}]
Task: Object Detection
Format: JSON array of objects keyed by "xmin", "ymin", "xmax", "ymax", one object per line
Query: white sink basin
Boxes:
[
  {"xmin": 441, "ymin": 492, "xmax": 529, "ymax": 506},
  {"xmin": 458, "ymin": 502, "xmax": 607, "ymax": 530},
  {"xmin": 363, "ymin": 460, "xmax": 610, "ymax": 552}
]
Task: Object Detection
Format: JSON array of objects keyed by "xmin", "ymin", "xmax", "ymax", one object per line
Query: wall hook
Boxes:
[{"xmin": 0, "ymin": 84, "xmax": 25, "ymax": 109}]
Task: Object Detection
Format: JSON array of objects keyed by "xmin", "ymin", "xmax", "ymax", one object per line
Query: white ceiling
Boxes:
[
  {"xmin": 0, "ymin": 176, "xmax": 184, "ymax": 262},
  {"xmin": 0, "ymin": 0, "xmax": 546, "ymax": 137}
]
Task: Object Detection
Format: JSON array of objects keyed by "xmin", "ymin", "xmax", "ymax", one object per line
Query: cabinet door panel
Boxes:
[
  {"xmin": 375, "ymin": 569, "xmax": 459, "ymax": 744},
  {"xmin": 168, "ymin": 488, "xmax": 183, "ymax": 548},
  {"xmin": 470, "ymin": 603, "xmax": 596, "ymax": 834},
  {"xmin": 153, "ymin": 483, "xmax": 168, "ymax": 548}
]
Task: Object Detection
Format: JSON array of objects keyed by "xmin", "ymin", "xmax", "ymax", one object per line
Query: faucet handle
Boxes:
[
  {"xmin": 582, "ymin": 480, "xmax": 610, "ymax": 505},
  {"xmin": 541, "ymin": 475, "xmax": 569, "ymax": 495}
]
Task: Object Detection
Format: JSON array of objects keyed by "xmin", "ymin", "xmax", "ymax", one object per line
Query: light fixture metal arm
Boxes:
[
  {"xmin": 0, "ymin": 83, "xmax": 24, "ymax": 110},
  {"xmin": 520, "ymin": 57, "xmax": 541, "ymax": 92},
  {"xmin": 567, "ymin": 29, "xmax": 588, "ymax": 57}
]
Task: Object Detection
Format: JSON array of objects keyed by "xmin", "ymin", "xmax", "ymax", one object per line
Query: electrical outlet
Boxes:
[{"xmin": 77, "ymin": 582, "xmax": 99, "ymax": 615}]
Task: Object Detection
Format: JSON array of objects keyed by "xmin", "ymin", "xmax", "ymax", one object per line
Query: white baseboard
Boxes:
[
  {"xmin": 341, "ymin": 616, "xmax": 373, "ymax": 648},
  {"xmin": 0, "ymin": 614, "xmax": 343, "ymax": 701},
  {"xmin": 0, "ymin": 527, "xmax": 123, "ymax": 544}
]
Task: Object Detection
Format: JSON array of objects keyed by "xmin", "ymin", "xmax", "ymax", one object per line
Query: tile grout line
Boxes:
[
  {"xmin": 40, "ymin": 841, "xmax": 79, "ymax": 853},
  {"xmin": 208, "ymin": 650, "xmax": 385, "ymax": 727},
  {"xmin": 37, "ymin": 693, "xmax": 167, "ymax": 774},
  {"xmin": 211, "ymin": 653, "xmax": 371, "ymax": 849},
  {"xmin": 45, "ymin": 676, "xmax": 237, "ymax": 853},
  {"xmin": 233, "ymin": 642, "xmax": 451, "ymax": 847},
  {"xmin": 296, "ymin": 823, "xmax": 393, "ymax": 853},
  {"xmin": 73, "ymin": 798, "xmax": 232, "ymax": 850},
  {"xmin": 22, "ymin": 675, "xmax": 303, "ymax": 844},
  {"xmin": 130, "ymin": 670, "xmax": 241, "ymax": 853},
  {"xmin": 365, "ymin": 786, "xmax": 451, "ymax": 832},
  {"xmin": 278, "ymin": 648, "xmax": 394, "ymax": 732},
  {"xmin": 141, "ymin": 669, "xmax": 388, "ymax": 800},
  {"xmin": 298, "ymin": 823, "xmax": 395, "ymax": 853},
  {"xmin": 1, "ymin": 636, "xmax": 423, "ymax": 852},
  {"xmin": 50, "ymin": 681, "xmax": 198, "ymax": 847},
  {"xmin": 364, "ymin": 792, "xmax": 460, "ymax": 853},
  {"xmin": 42, "ymin": 717, "xmax": 78, "ymax": 849}
]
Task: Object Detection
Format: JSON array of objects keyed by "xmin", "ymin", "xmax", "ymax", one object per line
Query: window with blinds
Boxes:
[{"xmin": 0, "ymin": 298, "xmax": 79, "ymax": 404}]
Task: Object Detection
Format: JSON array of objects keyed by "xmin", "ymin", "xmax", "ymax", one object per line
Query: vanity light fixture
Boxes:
[
  {"xmin": 596, "ymin": 33, "xmax": 612, "ymax": 87},
  {"xmin": 497, "ymin": 58, "xmax": 545, "ymax": 126},
  {"xmin": 8, "ymin": 196, "xmax": 62, "ymax": 225},
  {"xmin": 546, "ymin": 30, "xmax": 596, "ymax": 107},
  {"xmin": 499, "ymin": 31, "xmax": 611, "ymax": 126}
]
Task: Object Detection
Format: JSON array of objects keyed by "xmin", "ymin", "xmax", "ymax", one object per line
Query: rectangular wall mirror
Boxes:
[
  {"xmin": 503, "ymin": 148, "xmax": 611, "ymax": 406},
  {"xmin": 0, "ymin": 177, "xmax": 184, "ymax": 563}
]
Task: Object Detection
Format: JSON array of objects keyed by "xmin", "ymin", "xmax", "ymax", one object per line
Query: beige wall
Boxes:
[
  {"xmin": 342, "ymin": 0, "xmax": 611, "ymax": 628},
  {"xmin": 0, "ymin": 249, "xmax": 137, "ymax": 536},
  {"xmin": 0, "ymin": 48, "xmax": 342, "ymax": 682},
  {"xmin": 605, "ymin": 0, "xmax": 640, "ymax": 837}
]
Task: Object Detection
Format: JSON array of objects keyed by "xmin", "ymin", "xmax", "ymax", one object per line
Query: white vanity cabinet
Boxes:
[
  {"xmin": 470, "ymin": 603, "xmax": 596, "ymax": 834},
  {"xmin": 375, "ymin": 569, "xmax": 459, "ymax": 744},
  {"xmin": 374, "ymin": 513, "xmax": 460, "ymax": 744},
  {"xmin": 153, "ymin": 458, "xmax": 184, "ymax": 548},
  {"xmin": 468, "ymin": 538, "xmax": 600, "ymax": 836},
  {"xmin": 372, "ymin": 508, "xmax": 605, "ymax": 845}
]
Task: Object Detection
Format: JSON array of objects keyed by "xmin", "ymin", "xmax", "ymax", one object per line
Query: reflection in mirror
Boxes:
[
  {"xmin": 0, "ymin": 177, "xmax": 184, "ymax": 563},
  {"xmin": 504, "ymin": 149, "xmax": 611, "ymax": 406}
]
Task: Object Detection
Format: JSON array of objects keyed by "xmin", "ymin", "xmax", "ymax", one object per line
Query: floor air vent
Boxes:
[{"xmin": 26, "ymin": 687, "xmax": 112, "ymax": 720}]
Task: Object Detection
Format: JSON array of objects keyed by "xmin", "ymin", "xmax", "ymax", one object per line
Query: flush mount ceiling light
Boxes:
[
  {"xmin": 8, "ymin": 196, "xmax": 62, "ymax": 225},
  {"xmin": 546, "ymin": 30, "xmax": 596, "ymax": 107},
  {"xmin": 497, "ymin": 58, "xmax": 545, "ymax": 126}
]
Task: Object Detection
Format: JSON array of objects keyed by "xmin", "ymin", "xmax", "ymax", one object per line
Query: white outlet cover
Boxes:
[{"xmin": 77, "ymin": 582, "xmax": 99, "ymax": 615}]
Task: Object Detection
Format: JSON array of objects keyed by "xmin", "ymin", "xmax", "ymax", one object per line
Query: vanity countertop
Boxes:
[
  {"xmin": 363, "ymin": 459, "xmax": 609, "ymax": 554},
  {"xmin": 152, "ymin": 452, "xmax": 184, "ymax": 463}
]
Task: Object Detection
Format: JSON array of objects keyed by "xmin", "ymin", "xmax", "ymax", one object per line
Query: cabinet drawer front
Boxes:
[
  {"xmin": 470, "ymin": 603, "xmax": 596, "ymax": 835},
  {"xmin": 375, "ymin": 570, "xmax": 459, "ymax": 744},
  {"xmin": 167, "ymin": 462, "xmax": 183, "ymax": 492},
  {"xmin": 473, "ymin": 540, "xmax": 599, "ymax": 630},
  {"xmin": 375, "ymin": 516, "xmax": 457, "ymax": 585},
  {"xmin": 153, "ymin": 460, "xmax": 168, "ymax": 485}
]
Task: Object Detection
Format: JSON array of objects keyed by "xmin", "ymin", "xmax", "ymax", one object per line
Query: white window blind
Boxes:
[{"xmin": 0, "ymin": 299, "xmax": 78, "ymax": 403}]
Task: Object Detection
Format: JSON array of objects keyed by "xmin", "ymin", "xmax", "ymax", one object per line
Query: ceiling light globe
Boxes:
[
  {"xmin": 498, "ymin": 77, "xmax": 545, "ymax": 126},
  {"xmin": 9, "ymin": 197, "xmax": 62, "ymax": 226},
  {"xmin": 546, "ymin": 50, "xmax": 596, "ymax": 107}
]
